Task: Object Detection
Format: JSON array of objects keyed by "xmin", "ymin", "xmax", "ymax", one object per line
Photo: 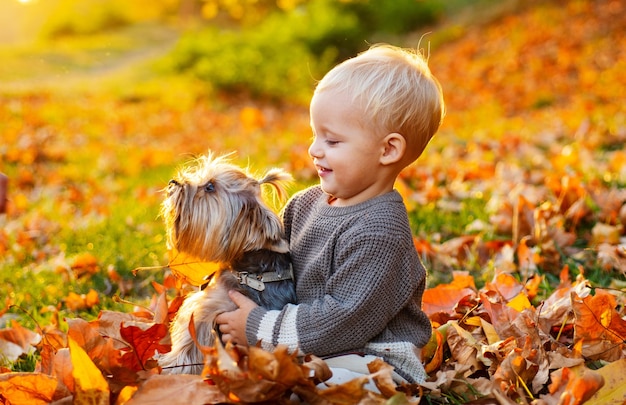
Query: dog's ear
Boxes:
[
  {"xmin": 255, "ymin": 204, "xmax": 289, "ymax": 253},
  {"xmin": 259, "ymin": 169, "xmax": 292, "ymax": 203},
  {"xmin": 265, "ymin": 234, "xmax": 289, "ymax": 253},
  {"xmin": 228, "ymin": 199, "xmax": 289, "ymax": 257}
]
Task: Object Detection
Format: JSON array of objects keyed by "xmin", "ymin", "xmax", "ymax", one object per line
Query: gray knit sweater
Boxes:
[{"xmin": 246, "ymin": 186, "xmax": 432, "ymax": 383}]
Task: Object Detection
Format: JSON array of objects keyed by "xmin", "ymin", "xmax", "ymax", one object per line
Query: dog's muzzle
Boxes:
[{"xmin": 236, "ymin": 264, "xmax": 295, "ymax": 291}]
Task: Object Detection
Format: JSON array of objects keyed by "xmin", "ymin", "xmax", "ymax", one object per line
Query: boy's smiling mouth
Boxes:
[{"xmin": 314, "ymin": 164, "xmax": 332, "ymax": 176}]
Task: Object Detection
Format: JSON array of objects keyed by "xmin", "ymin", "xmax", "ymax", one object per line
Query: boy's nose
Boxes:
[{"xmin": 308, "ymin": 137, "xmax": 322, "ymax": 158}]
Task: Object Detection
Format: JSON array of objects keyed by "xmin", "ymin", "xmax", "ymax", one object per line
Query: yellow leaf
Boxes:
[
  {"xmin": 68, "ymin": 336, "xmax": 110, "ymax": 405},
  {"xmin": 463, "ymin": 316, "xmax": 482, "ymax": 327},
  {"xmin": 480, "ymin": 318, "xmax": 501, "ymax": 345},
  {"xmin": 115, "ymin": 386, "xmax": 138, "ymax": 405},
  {"xmin": 507, "ymin": 293, "xmax": 532, "ymax": 312},
  {"xmin": 168, "ymin": 250, "xmax": 222, "ymax": 286},
  {"xmin": 585, "ymin": 359, "xmax": 626, "ymax": 405}
]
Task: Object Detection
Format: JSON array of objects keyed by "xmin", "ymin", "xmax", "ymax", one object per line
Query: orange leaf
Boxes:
[
  {"xmin": 167, "ymin": 250, "xmax": 222, "ymax": 286},
  {"xmin": 547, "ymin": 367, "xmax": 604, "ymax": 405},
  {"xmin": 71, "ymin": 252, "xmax": 100, "ymax": 278},
  {"xmin": 423, "ymin": 328, "xmax": 444, "ymax": 374},
  {"xmin": 0, "ymin": 372, "xmax": 58, "ymax": 405},
  {"xmin": 367, "ymin": 357, "xmax": 400, "ymax": 398},
  {"xmin": 485, "ymin": 272, "xmax": 524, "ymax": 301},
  {"xmin": 572, "ymin": 289, "xmax": 626, "ymax": 361},
  {"xmin": 423, "ymin": 272, "xmax": 476, "ymax": 317}
]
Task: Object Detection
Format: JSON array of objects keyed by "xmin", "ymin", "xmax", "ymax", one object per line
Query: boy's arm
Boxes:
[
  {"xmin": 246, "ymin": 303, "xmax": 301, "ymax": 352},
  {"xmin": 246, "ymin": 231, "xmax": 425, "ymax": 356}
]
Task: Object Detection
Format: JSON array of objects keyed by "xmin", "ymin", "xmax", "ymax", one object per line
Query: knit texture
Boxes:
[{"xmin": 246, "ymin": 186, "xmax": 432, "ymax": 382}]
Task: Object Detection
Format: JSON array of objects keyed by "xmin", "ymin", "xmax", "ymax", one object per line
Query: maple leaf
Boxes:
[
  {"xmin": 120, "ymin": 322, "xmax": 170, "ymax": 371},
  {"xmin": 64, "ymin": 289, "xmax": 100, "ymax": 312},
  {"xmin": 571, "ymin": 289, "xmax": 626, "ymax": 361},
  {"xmin": 66, "ymin": 317, "xmax": 125, "ymax": 379},
  {"xmin": 596, "ymin": 242, "xmax": 626, "ymax": 275},
  {"xmin": 46, "ymin": 348, "xmax": 74, "ymax": 399}
]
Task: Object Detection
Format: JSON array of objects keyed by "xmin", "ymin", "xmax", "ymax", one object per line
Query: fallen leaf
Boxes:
[
  {"xmin": 0, "ymin": 372, "xmax": 58, "ymax": 405},
  {"xmin": 167, "ymin": 250, "xmax": 222, "ymax": 286},
  {"xmin": 572, "ymin": 290, "xmax": 626, "ymax": 361},
  {"xmin": 585, "ymin": 358, "xmax": 626, "ymax": 405},
  {"xmin": 68, "ymin": 336, "xmax": 110, "ymax": 404},
  {"xmin": 0, "ymin": 320, "xmax": 41, "ymax": 363},
  {"xmin": 119, "ymin": 322, "xmax": 170, "ymax": 371},
  {"xmin": 128, "ymin": 374, "xmax": 226, "ymax": 404}
]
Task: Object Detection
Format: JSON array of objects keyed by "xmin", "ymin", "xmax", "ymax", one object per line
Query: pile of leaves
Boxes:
[{"xmin": 1, "ymin": 268, "xmax": 625, "ymax": 404}]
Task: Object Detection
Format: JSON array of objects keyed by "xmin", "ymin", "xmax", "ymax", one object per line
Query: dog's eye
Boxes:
[{"xmin": 204, "ymin": 182, "xmax": 215, "ymax": 193}]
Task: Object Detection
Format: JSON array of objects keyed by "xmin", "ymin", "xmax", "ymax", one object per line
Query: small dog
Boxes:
[{"xmin": 158, "ymin": 153, "xmax": 297, "ymax": 374}]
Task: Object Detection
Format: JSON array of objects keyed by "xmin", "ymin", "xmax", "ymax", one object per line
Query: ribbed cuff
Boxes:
[{"xmin": 246, "ymin": 306, "xmax": 268, "ymax": 345}]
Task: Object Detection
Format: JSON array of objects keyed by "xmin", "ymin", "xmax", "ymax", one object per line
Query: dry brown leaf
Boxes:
[
  {"xmin": 0, "ymin": 320, "xmax": 41, "ymax": 363},
  {"xmin": 126, "ymin": 374, "xmax": 228, "ymax": 404},
  {"xmin": 542, "ymin": 367, "xmax": 604, "ymax": 405}
]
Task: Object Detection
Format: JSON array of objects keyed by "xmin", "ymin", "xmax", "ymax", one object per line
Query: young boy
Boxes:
[{"xmin": 216, "ymin": 43, "xmax": 445, "ymax": 384}]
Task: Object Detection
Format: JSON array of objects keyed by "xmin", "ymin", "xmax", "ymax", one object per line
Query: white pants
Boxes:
[{"xmin": 320, "ymin": 354, "xmax": 407, "ymax": 392}]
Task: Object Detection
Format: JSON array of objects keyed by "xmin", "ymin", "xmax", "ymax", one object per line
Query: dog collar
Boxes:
[{"xmin": 236, "ymin": 264, "xmax": 294, "ymax": 292}]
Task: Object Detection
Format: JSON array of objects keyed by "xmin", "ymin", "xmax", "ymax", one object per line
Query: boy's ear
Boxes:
[{"xmin": 380, "ymin": 133, "xmax": 406, "ymax": 165}]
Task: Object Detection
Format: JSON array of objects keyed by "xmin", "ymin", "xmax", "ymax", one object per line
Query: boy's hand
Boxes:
[{"xmin": 215, "ymin": 290, "xmax": 258, "ymax": 346}]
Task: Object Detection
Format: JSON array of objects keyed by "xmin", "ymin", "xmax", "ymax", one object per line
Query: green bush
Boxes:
[
  {"xmin": 162, "ymin": 0, "xmax": 453, "ymax": 101},
  {"xmin": 38, "ymin": 0, "xmax": 177, "ymax": 38},
  {"xmin": 344, "ymin": 0, "xmax": 446, "ymax": 35},
  {"xmin": 163, "ymin": 0, "xmax": 366, "ymax": 102}
]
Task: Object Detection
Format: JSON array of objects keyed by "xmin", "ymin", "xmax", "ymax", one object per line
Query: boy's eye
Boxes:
[{"xmin": 325, "ymin": 140, "xmax": 339, "ymax": 145}]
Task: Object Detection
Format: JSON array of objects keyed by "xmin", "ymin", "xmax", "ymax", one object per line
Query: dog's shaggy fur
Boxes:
[{"xmin": 158, "ymin": 153, "xmax": 297, "ymax": 374}]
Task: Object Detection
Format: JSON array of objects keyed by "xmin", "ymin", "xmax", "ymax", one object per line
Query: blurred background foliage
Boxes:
[{"xmin": 1, "ymin": 0, "xmax": 496, "ymax": 102}]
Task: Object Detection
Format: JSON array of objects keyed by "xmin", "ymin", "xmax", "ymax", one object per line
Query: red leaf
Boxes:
[{"xmin": 120, "ymin": 323, "xmax": 170, "ymax": 371}]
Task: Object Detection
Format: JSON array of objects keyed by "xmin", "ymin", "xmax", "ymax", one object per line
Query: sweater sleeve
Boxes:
[{"xmin": 246, "ymin": 304, "xmax": 301, "ymax": 353}]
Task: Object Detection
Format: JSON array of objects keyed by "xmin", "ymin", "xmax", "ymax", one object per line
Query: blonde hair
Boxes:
[{"xmin": 314, "ymin": 43, "xmax": 445, "ymax": 163}]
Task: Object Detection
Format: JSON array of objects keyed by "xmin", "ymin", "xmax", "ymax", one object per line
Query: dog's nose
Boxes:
[{"xmin": 168, "ymin": 179, "xmax": 180, "ymax": 187}]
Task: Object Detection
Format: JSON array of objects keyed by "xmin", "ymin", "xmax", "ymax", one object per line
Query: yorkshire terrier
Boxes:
[{"xmin": 158, "ymin": 153, "xmax": 297, "ymax": 374}]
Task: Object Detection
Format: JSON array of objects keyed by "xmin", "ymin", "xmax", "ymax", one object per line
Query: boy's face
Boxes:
[{"xmin": 309, "ymin": 89, "xmax": 391, "ymax": 206}]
